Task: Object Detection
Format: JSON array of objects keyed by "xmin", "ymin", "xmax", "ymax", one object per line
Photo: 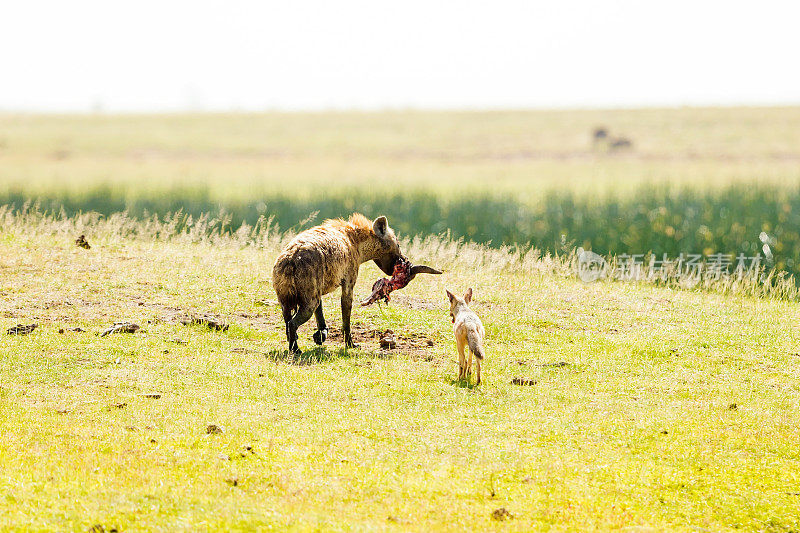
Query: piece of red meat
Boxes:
[{"xmin": 360, "ymin": 257, "xmax": 412, "ymax": 306}]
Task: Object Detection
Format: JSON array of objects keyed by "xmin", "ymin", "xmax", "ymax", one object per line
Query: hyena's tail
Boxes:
[
  {"xmin": 273, "ymin": 259, "xmax": 299, "ymax": 322},
  {"xmin": 278, "ymin": 292, "xmax": 298, "ymax": 322},
  {"xmin": 466, "ymin": 326, "xmax": 484, "ymax": 360}
]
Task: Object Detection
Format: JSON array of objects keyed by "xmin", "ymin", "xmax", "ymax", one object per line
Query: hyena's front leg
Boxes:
[
  {"xmin": 312, "ymin": 304, "xmax": 328, "ymax": 345},
  {"xmin": 341, "ymin": 283, "xmax": 357, "ymax": 348}
]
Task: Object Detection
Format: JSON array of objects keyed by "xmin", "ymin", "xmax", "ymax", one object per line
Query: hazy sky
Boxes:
[{"xmin": 2, "ymin": 0, "xmax": 799, "ymax": 111}]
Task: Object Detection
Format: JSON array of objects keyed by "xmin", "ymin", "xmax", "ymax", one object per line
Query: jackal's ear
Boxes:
[
  {"xmin": 372, "ymin": 216, "xmax": 388, "ymax": 237},
  {"xmin": 464, "ymin": 287, "xmax": 472, "ymax": 304},
  {"xmin": 446, "ymin": 289, "xmax": 455, "ymax": 303}
]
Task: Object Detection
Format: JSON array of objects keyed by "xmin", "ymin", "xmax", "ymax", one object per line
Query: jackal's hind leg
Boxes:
[{"xmin": 456, "ymin": 335, "xmax": 467, "ymax": 380}]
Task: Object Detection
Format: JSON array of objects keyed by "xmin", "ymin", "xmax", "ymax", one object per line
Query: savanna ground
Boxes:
[
  {"xmin": 4, "ymin": 108, "xmax": 800, "ymax": 275},
  {"xmin": 2, "ymin": 107, "xmax": 800, "ymax": 531},
  {"xmin": 1, "ymin": 214, "xmax": 800, "ymax": 532}
]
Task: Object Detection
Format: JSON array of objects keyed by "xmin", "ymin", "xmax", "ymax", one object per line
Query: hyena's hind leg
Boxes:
[
  {"xmin": 312, "ymin": 304, "xmax": 328, "ymax": 345},
  {"xmin": 287, "ymin": 299, "xmax": 318, "ymax": 354},
  {"xmin": 281, "ymin": 304, "xmax": 294, "ymax": 352}
]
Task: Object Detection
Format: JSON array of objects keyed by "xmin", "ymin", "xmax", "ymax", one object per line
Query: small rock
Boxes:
[
  {"xmin": 87, "ymin": 526, "xmax": 117, "ymax": 533},
  {"xmin": 218, "ymin": 453, "xmax": 231, "ymax": 461},
  {"xmin": 180, "ymin": 315, "xmax": 229, "ymax": 332},
  {"xmin": 225, "ymin": 477, "xmax": 239, "ymax": 487},
  {"xmin": 380, "ymin": 330, "xmax": 397, "ymax": 349},
  {"xmin": 75, "ymin": 235, "xmax": 91, "ymax": 249},
  {"xmin": 100, "ymin": 322, "xmax": 140, "ymax": 337},
  {"xmin": 58, "ymin": 328, "xmax": 65, "ymax": 334},
  {"xmin": 426, "ymin": 339, "xmax": 435, "ymax": 346},
  {"xmin": 491, "ymin": 508, "xmax": 514, "ymax": 521},
  {"xmin": 124, "ymin": 426, "xmax": 138, "ymax": 432},
  {"xmin": 541, "ymin": 361, "xmax": 570, "ymax": 368},
  {"xmin": 141, "ymin": 393, "xmax": 162, "ymax": 399},
  {"xmin": 729, "ymin": 403, "xmax": 738, "ymax": 410},
  {"xmin": 106, "ymin": 402, "xmax": 127, "ymax": 410},
  {"xmin": 7, "ymin": 323, "xmax": 38, "ymax": 335},
  {"xmin": 511, "ymin": 377, "xmax": 537, "ymax": 386},
  {"xmin": 206, "ymin": 424, "xmax": 224, "ymax": 435},
  {"xmin": 149, "ymin": 438, "xmax": 157, "ymax": 444}
]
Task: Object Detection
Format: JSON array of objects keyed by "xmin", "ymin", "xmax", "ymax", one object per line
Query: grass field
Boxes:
[
  {"xmin": 2, "ymin": 108, "xmax": 800, "ymax": 530},
  {"xmin": 2, "ymin": 214, "xmax": 800, "ymax": 531},
  {"xmin": 3, "ymin": 107, "xmax": 800, "ymax": 201},
  {"xmin": 2, "ymin": 107, "xmax": 800, "ymax": 277}
]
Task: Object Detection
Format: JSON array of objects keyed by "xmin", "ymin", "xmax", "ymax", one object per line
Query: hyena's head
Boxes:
[{"xmin": 371, "ymin": 216, "xmax": 403, "ymax": 275}]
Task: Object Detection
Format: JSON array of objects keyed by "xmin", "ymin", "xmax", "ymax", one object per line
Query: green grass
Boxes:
[{"xmin": 1, "ymin": 216, "xmax": 800, "ymax": 531}]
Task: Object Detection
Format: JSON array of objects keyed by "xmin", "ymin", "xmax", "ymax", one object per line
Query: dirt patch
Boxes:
[
  {"xmin": 234, "ymin": 311, "xmax": 280, "ymax": 329},
  {"xmin": 327, "ymin": 322, "xmax": 437, "ymax": 358}
]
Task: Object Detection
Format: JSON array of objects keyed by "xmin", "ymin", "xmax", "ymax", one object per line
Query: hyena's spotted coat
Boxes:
[{"xmin": 273, "ymin": 213, "xmax": 402, "ymax": 353}]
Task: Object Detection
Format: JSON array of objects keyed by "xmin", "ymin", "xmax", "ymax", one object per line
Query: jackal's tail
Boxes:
[{"xmin": 466, "ymin": 327, "xmax": 484, "ymax": 360}]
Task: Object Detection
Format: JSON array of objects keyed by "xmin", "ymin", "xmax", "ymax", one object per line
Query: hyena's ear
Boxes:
[
  {"xmin": 446, "ymin": 289, "xmax": 455, "ymax": 303},
  {"xmin": 372, "ymin": 216, "xmax": 388, "ymax": 237},
  {"xmin": 464, "ymin": 287, "xmax": 473, "ymax": 304}
]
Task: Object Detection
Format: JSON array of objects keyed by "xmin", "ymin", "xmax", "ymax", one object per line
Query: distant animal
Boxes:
[
  {"xmin": 592, "ymin": 127, "xmax": 608, "ymax": 143},
  {"xmin": 273, "ymin": 213, "xmax": 439, "ymax": 353},
  {"xmin": 609, "ymin": 137, "xmax": 633, "ymax": 150},
  {"xmin": 592, "ymin": 127, "xmax": 634, "ymax": 152},
  {"xmin": 446, "ymin": 288, "xmax": 486, "ymax": 385}
]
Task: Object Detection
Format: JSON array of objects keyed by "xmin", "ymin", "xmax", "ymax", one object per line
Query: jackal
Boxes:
[{"xmin": 447, "ymin": 288, "xmax": 486, "ymax": 385}]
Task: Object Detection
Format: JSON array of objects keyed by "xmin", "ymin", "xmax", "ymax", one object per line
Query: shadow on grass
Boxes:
[
  {"xmin": 263, "ymin": 346, "xmax": 392, "ymax": 366},
  {"xmin": 446, "ymin": 376, "xmax": 480, "ymax": 390}
]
